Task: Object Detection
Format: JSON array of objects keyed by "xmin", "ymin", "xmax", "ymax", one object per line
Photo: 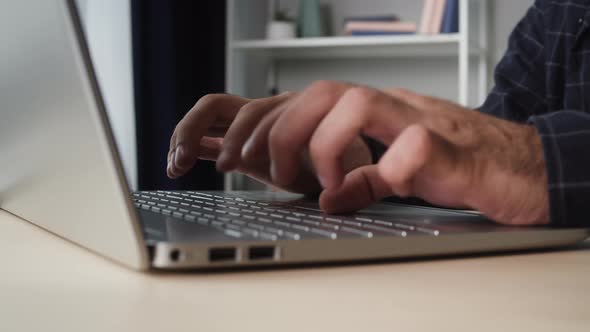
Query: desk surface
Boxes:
[{"xmin": 1, "ymin": 210, "xmax": 589, "ymax": 332}]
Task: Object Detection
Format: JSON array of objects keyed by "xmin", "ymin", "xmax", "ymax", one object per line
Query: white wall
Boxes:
[{"xmin": 76, "ymin": 0, "xmax": 137, "ymax": 190}]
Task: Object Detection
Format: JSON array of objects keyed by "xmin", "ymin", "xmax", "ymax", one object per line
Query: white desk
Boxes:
[{"xmin": 1, "ymin": 209, "xmax": 589, "ymax": 332}]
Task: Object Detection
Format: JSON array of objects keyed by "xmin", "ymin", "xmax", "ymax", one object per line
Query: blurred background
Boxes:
[{"xmin": 76, "ymin": 0, "xmax": 532, "ymax": 192}]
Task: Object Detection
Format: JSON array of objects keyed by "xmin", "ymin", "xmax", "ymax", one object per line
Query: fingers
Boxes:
[
  {"xmin": 196, "ymin": 137, "xmax": 224, "ymax": 161},
  {"xmin": 267, "ymin": 81, "xmax": 353, "ymax": 187},
  {"xmin": 240, "ymin": 109, "xmax": 284, "ymax": 166},
  {"xmin": 167, "ymin": 94, "xmax": 249, "ymax": 179},
  {"xmin": 377, "ymin": 124, "xmax": 434, "ymax": 198},
  {"xmin": 319, "ymin": 165, "xmax": 392, "ymax": 213},
  {"xmin": 308, "ymin": 87, "xmax": 410, "ymax": 190},
  {"xmin": 216, "ymin": 92, "xmax": 294, "ymax": 172},
  {"xmin": 377, "ymin": 124, "xmax": 468, "ymax": 208}
]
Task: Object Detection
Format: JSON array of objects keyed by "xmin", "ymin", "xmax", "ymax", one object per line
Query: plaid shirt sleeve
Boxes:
[{"xmin": 480, "ymin": 0, "xmax": 590, "ymax": 227}]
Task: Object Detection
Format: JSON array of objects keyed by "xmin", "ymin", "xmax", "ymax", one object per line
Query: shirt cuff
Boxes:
[{"xmin": 528, "ymin": 111, "xmax": 590, "ymax": 227}]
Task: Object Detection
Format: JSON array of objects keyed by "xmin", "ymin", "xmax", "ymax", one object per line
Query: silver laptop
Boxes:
[{"xmin": 1, "ymin": 0, "xmax": 588, "ymax": 271}]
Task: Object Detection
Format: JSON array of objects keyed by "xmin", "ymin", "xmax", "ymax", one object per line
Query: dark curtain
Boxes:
[{"xmin": 132, "ymin": 0, "xmax": 226, "ymax": 190}]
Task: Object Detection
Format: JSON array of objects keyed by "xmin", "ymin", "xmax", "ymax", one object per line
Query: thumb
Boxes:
[
  {"xmin": 319, "ymin": 164, "xmax": 393, "ymax": 213},
  {"xmin": 378, "ymin": 124, "xmax": 469, "ymax": 208}
]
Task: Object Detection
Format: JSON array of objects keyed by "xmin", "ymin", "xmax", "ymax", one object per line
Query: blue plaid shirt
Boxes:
[{"xmin": 480, "ymin": 0, "xmax": 590, "ymax": 227}]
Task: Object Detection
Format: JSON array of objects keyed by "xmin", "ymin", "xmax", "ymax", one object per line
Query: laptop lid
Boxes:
[{"xmin": 0, "ymin": 0, "xmax": 149, "ymax": 270}]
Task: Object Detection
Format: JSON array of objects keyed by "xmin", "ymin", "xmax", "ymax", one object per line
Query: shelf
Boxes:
[{"xmin": 231, "ymin": 34, "xmax": 482, "ymax": 59}]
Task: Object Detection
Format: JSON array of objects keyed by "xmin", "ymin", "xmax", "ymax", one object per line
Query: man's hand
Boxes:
[
  {"xmin": 166, "ymin": 91, "xmax": 372, "ymax": 194},
  {"xmin": 168, "ymin": 81, "xmax": 550, "ymax": 226}
]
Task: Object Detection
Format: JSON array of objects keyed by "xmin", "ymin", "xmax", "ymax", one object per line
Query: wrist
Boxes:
[{"xmin": 466, "ymin": 122, "xmax": 550, "ymax": 225}]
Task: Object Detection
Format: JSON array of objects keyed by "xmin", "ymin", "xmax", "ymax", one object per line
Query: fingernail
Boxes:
[
  {"xmin": 216, "ymin": 153, "xmax": 230, "ymax": 171},
  {"xmin": 318, "ymin": 175, "xmax": 328, "ymax": 189},
  {"xmin": 166, "ymin": 162, "xmax": 174, "ymax": 178},
  {"xmin": 241, "ymin": 139, "xmax": 254, "ymax": 159},
  {"xmin": 270, "ymin": 162, "xmax": 279, "ymax": 182},
  {"xmin": 174, "ymin": 145, "xmax": 184, "ymax": 169}
]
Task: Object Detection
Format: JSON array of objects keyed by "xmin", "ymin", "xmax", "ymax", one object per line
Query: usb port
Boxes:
[
  {"xmin": 208, "ymin": 247, "xmax": 237, "ymax": 262},
  {"xmin": 248, "ymin": 246, "xmax": 275, "ymax": 260}
]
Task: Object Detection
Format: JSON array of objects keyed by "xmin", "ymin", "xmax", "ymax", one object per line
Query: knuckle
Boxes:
[
  {"xmin": 307, "ymin": 80, "xmax": 343, "ymax": 101},
  {"xmin": 309, "ymin": 80, "xmax": 337, "ymax": 92},
  {"xmin": 345, "ymin": 87, "xmax": 379, "ymax": 104},
  {"xmin": 238, "ymin": 100, "xmax": 265, "ymax": 115},
  {"xmin": 195, "ymin": 93, "xmax": 225, "ymax": 110}
]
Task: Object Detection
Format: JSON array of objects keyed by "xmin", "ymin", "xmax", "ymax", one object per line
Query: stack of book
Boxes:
[
  {"xmin": 420, "ymin": 0, "xmax": 459, "ymax": 34},
  {"xmin": 343, "ymin": 14, "xmax": 417, "ymax": 36}
]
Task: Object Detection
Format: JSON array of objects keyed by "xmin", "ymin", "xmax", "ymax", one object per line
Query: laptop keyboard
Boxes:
[{"xmin": 132, "ymin": 191, "xmax": 441, "ymax": 241}]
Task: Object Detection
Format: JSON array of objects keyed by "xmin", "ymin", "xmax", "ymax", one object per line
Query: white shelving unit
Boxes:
[{"xmin": 225, "ymin": 0, "xmax": 490, "ymax": 190}]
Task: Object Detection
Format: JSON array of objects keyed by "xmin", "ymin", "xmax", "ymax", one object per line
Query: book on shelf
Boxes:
[
  {"xmin": 344, "ymin": 20, "xmax": 417, "ymax": 36},
  {"xmin": 342, "ymin": 13, "xmax": 416, "ymax": 36},
  {"xmin": 441, "ymin": 0, "xmax": 459, "ymax": 33},
  {"xmin": 420, "ymin": 0, "xmax": 459, "ymax": 34},
  {"xmin": 419, "ymin": 0, "xmax": 436, "ymax": 34},
  {"xmin": 349, "ymin": 31, "xmax": 415, "ymax": 36},
  {"xmin": 343, "ymin": 14, "xmax": 399, "ymax": 23}
]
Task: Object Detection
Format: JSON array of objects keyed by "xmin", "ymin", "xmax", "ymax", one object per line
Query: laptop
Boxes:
[{"xmin": 0, "ymin": 0, "xmax": 588, "ymax": 271}]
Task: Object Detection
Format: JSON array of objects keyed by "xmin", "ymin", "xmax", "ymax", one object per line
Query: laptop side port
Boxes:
[
  {"xmin": 208, "ymin": 247, "xmax": 237, "ymax": 262},
  {"xmin": 248, "ymin": 246, "xmax": 276, "ymax": 260}
]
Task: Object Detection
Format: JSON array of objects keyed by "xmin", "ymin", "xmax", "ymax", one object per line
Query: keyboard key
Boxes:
[
  {"xmin": 231, "ymin": 219, "xmax": 246, "ymax": 226},
  {"xmin": 362, "ymin": 224, "xmax": 406, "ymax": 237},
  {"xmin": 184, "ymin": 214, "xmax": 196, "ymax": 222},
  {"xmin": 416, "ymin": 227, "xmax": 440, "ymax": 236},
  {"xmin": 373, "ymin": 220, "xmax": 393, "ymax": 227},
  {"xmin": 248, "ymin": 223, "xmax": 265, "ymax": 231},
  {"xmin": 264, "ymin": 226, "xmax": 284, "ymax": 235},
  {"xmin": 342, "ymin": 220, "xmax": 362, "ymax": 227},
  {"xmin": 211, "ymin": 220, "xmax": 225, "ymax": 228},
  {"xmin": 259, "ymin": 232, "xmax": 278, "ymax": 241},
  {"xmin": 196, "ymin": 217, "xmax": 209, "ymax": 225},
  {"xmin": 340, "ymin": 226, "xmax": 373, "ymax": 238},
  {"xmin": 292, "ymin": 224, "xmax": 310, "ymax": 232},
  {"xmin": 172, "ymin": 212, "xmax": 184, "ymax": 218},
  {"xmin": 225, "ymin": 223, "xmax": 241, "ymax": 231},
  {"xmin": 319, "ymin": 222, "xmax": 340, "ymax": 231},
  {"xmin": 302, "ymin": 219, "xmax": 320, "ymax": 226},
  {"xmin": 224, "ymin": 229, "xmax": 243, "ymax": 238},
  {"xmin": 273, "ymin": 220, "xmax": 291, "ymax": 228},
  {"xmin": 242, "ymin": 228, "xmax": 259, "ymax": 237},
  {"xmin": 283, "ymin": 232, "xmax": 301, "ymax": 240},
  {"xmin": 310, "ymin": 228, "xmax": 337, "ymax": 239}
]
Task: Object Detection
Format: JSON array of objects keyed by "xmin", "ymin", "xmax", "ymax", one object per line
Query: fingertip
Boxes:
[{"xmin": 215, "ymin": 154, "xmax": 236, "ymax": 172}]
